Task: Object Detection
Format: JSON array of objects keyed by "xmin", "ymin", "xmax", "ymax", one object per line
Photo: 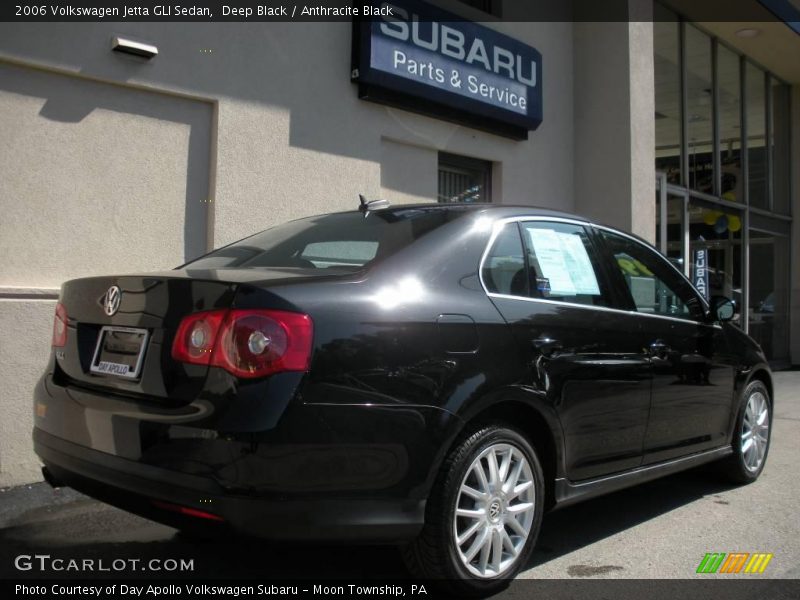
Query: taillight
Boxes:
[
  {"xmin": 171, "ymin": 309, "xmax": 313, "ymax": 379},
  {"xmin": 52, "ymin": 302, "xmax": 68, "ymax": 347},
  {"xmin": 171, "ymin": 310, "xmax": 226, "ymax": 365},
  {"xmin": 152, "ymin": 500, "xmax": 225, "ymax": 522}
]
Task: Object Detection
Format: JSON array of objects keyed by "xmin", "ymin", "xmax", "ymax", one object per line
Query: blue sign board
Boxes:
[{"xmin": 353, "ymin": 0, "xmax": 543, "ymax": 139}]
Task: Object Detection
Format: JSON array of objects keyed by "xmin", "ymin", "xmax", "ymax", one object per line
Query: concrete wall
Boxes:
[
  {"xmin": 572, "ymin": 18, "xmax": 655, "ymax": 242},
  {"xmin": 0, "ymin": 62, "xmax": 212, "ymax": 286},
  {"xmin": 791, "ymin": 84, "xmax": 800, "ymax": 366},
  {"xmin": 0, "ymin": 295, "xmax": 55, "ymax": 486},
  {"xmin": 0, "ymin": 21, "xmax": 576, "ymax": 486}
]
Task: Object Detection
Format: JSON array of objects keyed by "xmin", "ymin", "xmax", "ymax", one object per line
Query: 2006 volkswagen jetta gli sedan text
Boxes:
[{"xmin": 34, "ymin": 203, "xmax": 773, "ymax": 594}]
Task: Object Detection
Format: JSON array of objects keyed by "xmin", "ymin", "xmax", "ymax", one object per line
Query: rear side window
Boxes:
[
  {"xmin": 482, "ymin": 224, "xmax": 526, "ymax": 296},
  {"xmin": 520, "ymin": 222, "xmax": 609, "ymax": 307},
  {"xmin": 600, "ymin": 230, "xmax": 705, "ymax": 321},
  {"xmin": 482, "ymin": 221, "xmax": 609, "ymax": 307},
  {"xmin": 183, "ymin": 208, "xmax": 469, "ymax": 272}
]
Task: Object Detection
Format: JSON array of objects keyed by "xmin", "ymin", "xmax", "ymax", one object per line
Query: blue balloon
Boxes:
[{"xmin": 714, "ymin": 214, "xmax": 729, "ymax": 234}]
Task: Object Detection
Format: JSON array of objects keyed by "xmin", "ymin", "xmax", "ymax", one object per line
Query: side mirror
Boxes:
[{"xmin": 709, "ymin": 296, "xmax": 736, "ymax": 323}]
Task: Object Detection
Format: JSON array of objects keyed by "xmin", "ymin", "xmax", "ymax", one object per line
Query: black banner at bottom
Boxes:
[{"xmin": 5, "ymin": 579, "xmax": 800, "ymax": 600}]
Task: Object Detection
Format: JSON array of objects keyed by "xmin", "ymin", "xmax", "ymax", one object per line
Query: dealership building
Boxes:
[{"xmin": 1, "ymin": 0, "xmax": 798, "ymax": 486}]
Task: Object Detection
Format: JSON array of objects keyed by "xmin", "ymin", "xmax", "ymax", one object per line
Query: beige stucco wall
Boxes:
[
  {"xmin": 0, "ymin": 296, "xmax": 56, "ymax": 486},
  {"xmin": 572, "ymin": 18, "xmax": 655, "ymax": 242},
  {"xmin": 0, "ymin": 62, "xmax": 212, "ymax": 287},
  {"xmin": 791, "ymin": 84, "xmax": 800, "ymax": 365}
]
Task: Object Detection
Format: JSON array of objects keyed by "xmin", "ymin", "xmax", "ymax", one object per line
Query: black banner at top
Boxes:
[{"xmin": 2, "ymin": 0, "xmax": 800, "ymax": 22}]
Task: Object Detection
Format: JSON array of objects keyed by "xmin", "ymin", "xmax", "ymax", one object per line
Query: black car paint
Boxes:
[{"xmin": 33, "ymin": 205, "xmax": 772, "ymax": 542}]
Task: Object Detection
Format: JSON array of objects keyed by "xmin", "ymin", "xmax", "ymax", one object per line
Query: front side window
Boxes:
[{"xmin": 600, "ymin": 230, "xmax": 705, "ymax": 321}]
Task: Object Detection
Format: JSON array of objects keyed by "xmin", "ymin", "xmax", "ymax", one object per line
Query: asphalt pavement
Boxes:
[{"xmin": 1, "ymin": 372, "xmax": 799, "ymax": 585}]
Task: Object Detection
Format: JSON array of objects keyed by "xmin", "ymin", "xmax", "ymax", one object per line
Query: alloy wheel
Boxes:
[
  {"xmin": 742, "ymin": 390, "xmax": 770, "ymax": 472},
  {"xmin": 452, "ymin": 443, "xmax": 535, "ymax": 578}
]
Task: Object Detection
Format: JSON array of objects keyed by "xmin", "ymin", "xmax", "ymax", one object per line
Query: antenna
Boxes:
[{"xmin": 358, "ymin": 194, "xmax": 390, "ymax": 217}]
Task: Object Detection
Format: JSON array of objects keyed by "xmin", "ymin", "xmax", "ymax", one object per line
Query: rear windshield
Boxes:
[{"xmin": 183, "ymin": 207, "xmax": 471, "ymax": 272}]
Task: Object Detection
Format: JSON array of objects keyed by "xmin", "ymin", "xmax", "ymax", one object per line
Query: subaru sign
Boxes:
[
  {"xmin": 693, "ymin": 248, "xmax": 709, "ymax": 300},
  {"xmin": 352, "ymin": 0, "xmax": 543, "ymax": 139}
]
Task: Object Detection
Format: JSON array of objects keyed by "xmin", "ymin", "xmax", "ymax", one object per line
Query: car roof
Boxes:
[
  {"xmin": 339, "ymin": 202, "xmax": 591, "ymax": 222},
  {"xmin": 324, "ymin": 203, "xmax": 654, "ymax": 248}
]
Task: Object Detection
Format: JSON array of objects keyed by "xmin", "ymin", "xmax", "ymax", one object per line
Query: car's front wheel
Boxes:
[
  {"xmin": 721, "ymin": 380, "xmax": 772, "ymax": 484},
  {"xmin": 403, "ymin": 424, "xmax": 544, "ymax": 596}
]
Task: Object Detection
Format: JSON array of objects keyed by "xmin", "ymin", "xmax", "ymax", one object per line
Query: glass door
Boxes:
[
  {"xmin": 687, "ymin": 200, "xmax": 744, "ymax": 327},
  {"xmin": 656, "ymin": 175, "xmax": 689, "ymax": 274},
  {"xmin": 748, "ymin": 229, "xmax": 790, "ymax": 365}
]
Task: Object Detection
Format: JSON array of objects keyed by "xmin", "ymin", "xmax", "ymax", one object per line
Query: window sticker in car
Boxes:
[
  {"xmin": 527, "ymin": 228, "xmax": 600, "ymax": 296},
  {"xmin": 557, "ymin": 232, "xmax": 601, "ymax": 295}
]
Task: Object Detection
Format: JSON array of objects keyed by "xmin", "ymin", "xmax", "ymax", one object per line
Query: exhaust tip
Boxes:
[{"xmin": 41, "ymin": 466, "xmax": 62, "ymax": 489}]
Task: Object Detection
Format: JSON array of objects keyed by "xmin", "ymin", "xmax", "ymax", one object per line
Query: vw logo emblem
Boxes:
[{"xmin": 103, "ymin": 286, "xmax": 121, "ymax": 317}]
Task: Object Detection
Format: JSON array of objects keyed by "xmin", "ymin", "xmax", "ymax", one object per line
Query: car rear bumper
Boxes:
[
  {"xmin": 35, "ymin": 428, "xmax": 424, "ymax": 542},
  {"xmin": 32, "ymin": 373, "xmax": 460, "ymax": 543}
]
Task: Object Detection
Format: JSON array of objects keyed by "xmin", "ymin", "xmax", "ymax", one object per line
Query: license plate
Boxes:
[{"xmin": 90, "ymin": 326, "xmax": 149, "ymax": 379}]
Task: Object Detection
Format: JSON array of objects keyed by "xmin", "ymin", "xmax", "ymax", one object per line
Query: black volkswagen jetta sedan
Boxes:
[{"xmin": 34, "ymin": 203, "xmax": 772, "ymax": 593}]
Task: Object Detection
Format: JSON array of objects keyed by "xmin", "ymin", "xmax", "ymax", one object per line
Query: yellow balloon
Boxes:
[
  {"xmin": 703, "ymin": 211, "xmax": 719, "ymax": 225},
  {"xmin": 728, "ymin": 215, "xmax": 742, "ymax": 232}
]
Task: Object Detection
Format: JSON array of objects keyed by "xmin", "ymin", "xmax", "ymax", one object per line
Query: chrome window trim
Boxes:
[{"xmin": 477, "ymin": 215, "xmax": 720, "ymax": 329}]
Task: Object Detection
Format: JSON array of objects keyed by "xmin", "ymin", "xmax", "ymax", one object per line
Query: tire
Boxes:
[
  {"xmin": 720, "ymin": 380, "xmax": 772, "ymax": 484},
  {"xmin": 403, "ymin": 424, "xmax": 545, "ymax": 596}
]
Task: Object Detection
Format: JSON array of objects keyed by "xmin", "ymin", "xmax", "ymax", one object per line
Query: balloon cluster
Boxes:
[{"xmin": 703, "ymin": 210, "xmax": 741, "ymax": 234}]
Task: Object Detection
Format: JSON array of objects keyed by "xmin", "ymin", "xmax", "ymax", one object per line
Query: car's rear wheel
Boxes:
[
  {"xmin": 721, "ymin": 380, "xmax": 772, "ymax": 484},
  {"xmin": 403, "ymin": 424, "xmax": 544, "ymax": 596}
]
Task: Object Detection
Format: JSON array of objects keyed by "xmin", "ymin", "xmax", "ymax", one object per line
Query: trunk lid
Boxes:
[{"xmin": 56, "ymin": 274, "xmax": 238, "ymax": 402}]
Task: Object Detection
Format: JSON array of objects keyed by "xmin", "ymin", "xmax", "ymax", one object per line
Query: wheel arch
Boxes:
[
  {"xmin": 747, "ymin": 367, "xmax": 773, "ymax": 404},
  {"xmin": 740, "ymin": 364, "xmax": 775, "ymax": 406},
  {"xmin": 426, "ymin": 388, "xmax": 564, "ymax": 510}
]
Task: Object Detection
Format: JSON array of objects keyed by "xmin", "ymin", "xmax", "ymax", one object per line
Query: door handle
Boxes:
[
  {"xmin": 533, "ymin": 337, "xmax": 563, "ymax": 357},
  {"xmin": 649, "ymin": 340, "xmax": 670, "ymax": 357}
]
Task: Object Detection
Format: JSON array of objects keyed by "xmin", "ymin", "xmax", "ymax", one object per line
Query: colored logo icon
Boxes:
[{"xmin": 697, "ymin": 552, "xmax": 773, "ymax": 574}]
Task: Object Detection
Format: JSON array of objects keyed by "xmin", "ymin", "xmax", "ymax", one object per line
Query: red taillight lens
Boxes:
[
  {"xmin": 52, "ymin": 302, "xmax": 68, "ymax": 347},
  {"xmin": 171, "ymin": 309, "xmax": 313, "ymax": 379},
  {"xmin": 171, "ymin": 310, "xmax": 226, "ymax": 365},
  {"xmin": 152, "ymin": 500, "xmax": 224, "ymax": 522}
]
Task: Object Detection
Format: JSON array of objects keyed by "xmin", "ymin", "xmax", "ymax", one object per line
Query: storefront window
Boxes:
[
  {"xmin": 745, "ymin": 62, "xmax": 767, "ymax": 209},
  {"xmin": 771, "ymin": 79, "xmax": 791, "ymax": 215},
  {"xmin": 653, "ymin": 6, "xmax": 793, "ymax": 364},
  {"xmin": 717, "ymin": 45, "xmax": 742, "ymax": 204},
  {"xmin": 438, "ymin": 153, "xmax": 492, "ymax": 203},
  {"xmin": 654, "ymin": 13, "xmax": 682, "ymax": 185},
  {"xmin": 688, "ymin": 200, "xmax": 743, "ymax": 325},
  {"xmin": 656, "ymin": 188, "xmax": 686, "ymax": 271},
  {"xmin": 685, "ymin": 25, "xmax": 714, "ymax": 193},
  {"xmin": 748, "ymin": 230, "xmax": 790, "ymax": 363}
]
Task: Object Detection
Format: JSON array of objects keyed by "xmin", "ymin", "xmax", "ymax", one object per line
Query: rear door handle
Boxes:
[
  {"xmin": 533, "ymin": 337, "xmax": 563, "ymax": 357},
  {"xmin": 649, "ymin": 340, "xmax": 670, "ymax": 357}
]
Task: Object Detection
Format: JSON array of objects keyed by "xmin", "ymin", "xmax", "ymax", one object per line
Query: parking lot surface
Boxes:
[{"xmin": 1, "ymin": 372, "xmax": 799, "ymax": 582}]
